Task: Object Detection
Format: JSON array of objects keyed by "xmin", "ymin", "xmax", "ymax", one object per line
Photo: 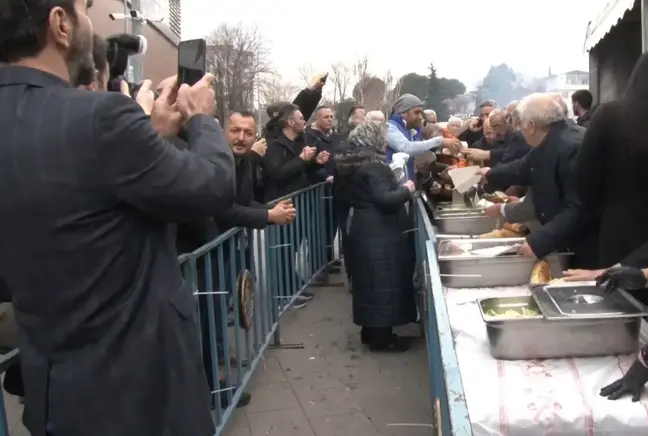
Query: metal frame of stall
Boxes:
[{"xmin": 584, "ymin": 0, "xmax": 648, "ymax": 103}]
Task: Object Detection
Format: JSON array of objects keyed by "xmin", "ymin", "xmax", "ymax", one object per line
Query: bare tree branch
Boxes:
[
  {"xmin": 297, "ymin": 63, "xmax": 315, "ymax": 87},
  {"xmin": 382, "ymin": 69, "xmax": 401, "ymax": 115},
  {"xmin": 330, "ymin": 62, "xmax": 351, "ymax": 105},
  {"xmin": 205, "ymin": 23, "xmax": 273, "ymax": 121},
  {"xmin": 260, "ymin": 73, "xmax": 299, "ymax": 105},
  {"xmin": 352, "ymin": 55, "xmax": 369, "ymax": 104}
]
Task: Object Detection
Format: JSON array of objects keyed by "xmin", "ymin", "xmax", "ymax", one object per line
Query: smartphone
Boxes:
[{"xmin": 178, "ymin": 38, "xmax": 207, "ymax": 86}]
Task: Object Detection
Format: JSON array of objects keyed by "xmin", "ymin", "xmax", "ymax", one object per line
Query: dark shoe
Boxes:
[
  {"xmin": 360, "ymin": 328, "xmax": 370, "ymax": 345},
  {"xmin": 369, "ymin": 334, "xmax": 409, "ymax": 352},
  {"xmin": 311, "ymin": 273, "xmax": 328, "ymax": 285}
]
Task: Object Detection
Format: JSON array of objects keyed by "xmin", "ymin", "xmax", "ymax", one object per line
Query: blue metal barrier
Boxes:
[
  {"xmin": 0, "ymin": 182, "xmax": 337, "ymax": 436},
  {"xmin": 413, "ymin": 197, "xmax": 473, "ymax": 435},
  {"xmin": 179, "ymin": 181, "xmax": 337, "ymax": 435}
]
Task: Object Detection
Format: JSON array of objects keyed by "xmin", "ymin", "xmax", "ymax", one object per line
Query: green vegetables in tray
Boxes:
[{"xmin": 486, "ymin": 306, "xmax": 541, "ymax": 318}]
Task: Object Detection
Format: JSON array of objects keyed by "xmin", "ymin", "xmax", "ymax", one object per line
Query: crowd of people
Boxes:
[{"xmin": 2, "ymin": 0, "xmax": 648, "ymax": 435}]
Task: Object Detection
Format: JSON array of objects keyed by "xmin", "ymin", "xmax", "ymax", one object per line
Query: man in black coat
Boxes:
[
  {"xmin": 304, "ymin": 106, "xmax": 341, "ymax": 270},
  {"xmin": 479, "ymin": 93, "xmax": 598, "ymax": 269},
  {"xmin": 0, "ymin": 2, "xmax": 235, "ymax": 434},
  {"xmin": 263, "ymin": 104, "xmax": 330, "ymax": 202},
  {"xmin": 463, "ymin": 109, "xmax": 531, "ymax": 167},
  {"xmin": 177, "ymin": 110, "xmax": 297, "ymax": 406}
]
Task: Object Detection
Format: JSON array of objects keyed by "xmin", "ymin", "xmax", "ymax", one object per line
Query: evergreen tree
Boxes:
[{"xmin": 425, "ymin": 63, "xmax": 448, "ymax": 121}]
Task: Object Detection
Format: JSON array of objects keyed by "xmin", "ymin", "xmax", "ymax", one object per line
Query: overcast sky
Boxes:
[{"xmin": 182, "ymin": 0, "xmax": 606, "ymax": 90}]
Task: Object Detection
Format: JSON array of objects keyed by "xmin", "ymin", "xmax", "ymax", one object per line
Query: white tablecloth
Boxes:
[{"xmin": 445, "ymin": 286, "xmax": 648, "ymax": 435}]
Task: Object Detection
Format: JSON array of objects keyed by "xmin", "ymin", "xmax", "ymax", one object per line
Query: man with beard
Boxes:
[
  {"xmin": 0, "ymin": 1, "xmax": 235, "ymax": 435},
  {"xmin": 73, "ymin": 33, "xmax": 108, "ymax": 91},
  {"xmin": 179, "ymin": 110, "xmax": 296, "ymax": 409}
]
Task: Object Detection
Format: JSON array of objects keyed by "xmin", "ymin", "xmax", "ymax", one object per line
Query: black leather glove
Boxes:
[
  {"xmin": 600, "ymin": 353, "xmax": 648, "ymax": 401},
  {"xmin": 596, "ymin": 266, "xmax": 647, "ymax": 294}
]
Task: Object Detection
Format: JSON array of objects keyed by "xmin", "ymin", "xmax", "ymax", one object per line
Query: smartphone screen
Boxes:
[{"xmin": 178, "ymin": 38, "xmax": 207, "ymax": 86}]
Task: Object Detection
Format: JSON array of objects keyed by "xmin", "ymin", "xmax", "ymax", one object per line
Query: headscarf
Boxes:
[{"xmin": 336, "ymin": 121, "xmax": 387, "ymax": 174}]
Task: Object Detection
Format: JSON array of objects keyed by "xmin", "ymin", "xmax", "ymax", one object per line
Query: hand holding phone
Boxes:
[{"xmin": 176, "ymin": 73, "xmax": 216, "ymax": 119}]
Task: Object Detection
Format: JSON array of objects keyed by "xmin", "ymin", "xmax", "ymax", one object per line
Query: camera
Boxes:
[{"xmin": 105, "ymin": 33, "xmax": 148, "ymax": 95}]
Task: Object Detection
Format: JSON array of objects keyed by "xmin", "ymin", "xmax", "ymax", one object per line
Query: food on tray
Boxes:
[
  {"xmin": 478, "ymin": 228, "xmax": 521, "ymax": 238},
  {"xmin": 550, "ymin": 278, "xmax": 565, "ymax": 284},
  {"xmin": 502, "ymin": 223, "xmax": 526, "ymax": 235},
  {"xmin": 530, "ymin": 260, "xmax": 552, "ymax": 284},
  {"xmin": 485, "ymin": 306, "xmax": 541, "ymax": 317},
  {"xmin": 483, "ymin": 191, "xmax": 509, "ymax": 203}
]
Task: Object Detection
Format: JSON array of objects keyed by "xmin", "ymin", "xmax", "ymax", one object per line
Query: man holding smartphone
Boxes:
[{"xmin": 0, "ymin": 3, "xmax": 235, "ymax": 435}]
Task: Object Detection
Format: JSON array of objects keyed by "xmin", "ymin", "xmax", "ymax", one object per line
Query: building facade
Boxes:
[
  {"xmin": 90, "ymin": 0, "xmax": 181, "ymax": 86},
  {"xmin": 543, "ymin": 70, "xmax": 590, "ymax": 118}
]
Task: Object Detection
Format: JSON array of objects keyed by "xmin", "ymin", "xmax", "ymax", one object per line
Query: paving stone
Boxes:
[
  {"xmin": 308, "ymin": 412, "xmax": 379, "ymax": 436},
  {"xmin": 246, "ymin": 408, "xmax": 315, "ymax": 436}
]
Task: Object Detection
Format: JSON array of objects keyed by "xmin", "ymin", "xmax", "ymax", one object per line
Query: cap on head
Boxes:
[{"xmin": 392, "ymin": 93, "xmax": 423, "ymax": 114}]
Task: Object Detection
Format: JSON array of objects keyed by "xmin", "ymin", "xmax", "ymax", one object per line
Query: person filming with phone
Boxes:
[{"xmin": 0, "ymin": 3, "xmax": 235, "ymax": 434}]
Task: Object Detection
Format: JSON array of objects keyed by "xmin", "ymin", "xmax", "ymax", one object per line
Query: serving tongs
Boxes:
[{"xmin": 463, "ymin": 186, "xmax": 479, "ymax": 208}]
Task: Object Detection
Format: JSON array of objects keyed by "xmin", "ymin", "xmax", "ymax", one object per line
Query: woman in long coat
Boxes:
[
  {"xmin": 335, "ymin": 121, "xmax": 417, "ymax": 352},
  {"xmin": 565, "ymin": 52, "xmax": 648, "ymax": 302}
]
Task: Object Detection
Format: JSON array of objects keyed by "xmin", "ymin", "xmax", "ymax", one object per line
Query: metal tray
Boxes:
[
  {"xmin": 435, "ymin": 204, "xmax": 479, "ymax": 212},
  {"xmin": 533, "ymin": 283, "xmax": 648, "ymax": 320},
  {"xmin": 479, "ymin": 295, "xmax": 642, "ymax": 360},
  {"xmin": 435, "ymin": 209, "xmax": 485, "ymax": 218},
  {"xmin": 434, "ymin": 214, "xmax": 499, "ymax": 235},
  {"xmin": 438, "ymin": 238, "xmax": 569, "ymax": 288}
]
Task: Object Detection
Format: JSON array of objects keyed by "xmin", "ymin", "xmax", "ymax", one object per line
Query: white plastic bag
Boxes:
[{"xmin": 294, "ymin": 238, "xmax": 310, "ymax": 282}]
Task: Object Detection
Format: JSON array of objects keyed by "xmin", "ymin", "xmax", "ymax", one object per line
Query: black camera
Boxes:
[{"xmin": 105, "ymin": 33, "xmax": 149, "ymax": 96}]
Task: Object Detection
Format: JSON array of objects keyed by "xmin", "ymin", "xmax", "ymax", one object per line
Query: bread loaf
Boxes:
[
  {"xmin": 530, "ymin": 260, "xmax": 552, "ymax": 285},
  {"xmin": 479, "ymin": 229, "xmax": 504, "ymax": 238},
  {"xmin": 503, "ymin": 223, "xmax": 525, "ymax": 234}
]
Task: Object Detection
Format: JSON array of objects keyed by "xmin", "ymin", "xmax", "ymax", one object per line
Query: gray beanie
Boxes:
[{"xmin": 392, "ymin": 93, "xmax": 423, "ymax": 114}]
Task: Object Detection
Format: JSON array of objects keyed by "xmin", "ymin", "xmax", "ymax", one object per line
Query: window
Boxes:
[{"xmin": 140, "ymin": 0, "xmax": 182, "ymax": 38}]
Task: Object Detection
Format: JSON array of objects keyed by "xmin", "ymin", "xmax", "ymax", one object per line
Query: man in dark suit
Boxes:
[
  {"xmin": 0, "ymin": 2, "xmax": 235, "ymax": 435},
  {"xmin": 479, "ymin": 93, "xmax": 598, "ymax": 269},
  {"xmin": 463, "ymin": 109, "xmax": 531, "ymax": 167}
]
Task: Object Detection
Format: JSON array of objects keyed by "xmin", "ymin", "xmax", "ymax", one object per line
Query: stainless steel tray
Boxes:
[
  {"xmin": 435, "ymin": 209, "xmax": 485, "ymax": 218},
  {"xmin": 435, "ymin": 204, "xmax": 480, "ymax": 212},
  {"xmin": 533, "ymin": 283, "xmax": 648, "ymax": 320},
  {"xmin": 479, "ymin": 295, "xmax": 642, "ymax": 360},
  {"xmin": 434, "ymin": 214, "xmax": 499, "ymax": 235},
  {"xmin": 438, "ymin": 239, "xmax": 569, "ymax": 288}
]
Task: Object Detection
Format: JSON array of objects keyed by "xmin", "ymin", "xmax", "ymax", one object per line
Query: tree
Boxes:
[
  {"xmin": 475, "ymin": 63, "xmax": 531, "ymax": 107},
  {"xmin": 352, "ymin": 55, "xmax": 369, "ymax": 104},
  {"xmin": 398, "ymin": 73, "xmax": 428, "ymax": 101},
  {"xmin": 262, "ymin": 73, "xmax": 298, "ymax": 104},
  {"xmin": 439, "ymin": 78, "xmax": 466, "ymax": 100},
  {"xmin": 330, "ymin": 62, "xmax": 352, "ymax": 104},
  {"xmin": 298, "ymin": 63, "xmax": 315, "ymax": 87},
  {"xmin": 425, "ymin": 63, "xmax": 449, "ymax": 121},
  {"xmin": 382, "ymin": 70, "xmax": 401, "ymax": 115},
  {"xmin": 206, "ymin": 23, "xmax": 272, "ymax": 121},
  {"xmin": 353, "ymin": 75, "xmax": 386, "ymax": 110}
]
